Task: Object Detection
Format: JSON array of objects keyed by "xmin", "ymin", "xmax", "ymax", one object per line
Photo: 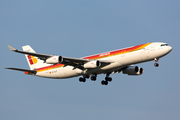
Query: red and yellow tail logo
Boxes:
[{"xmin": 27, "ymin": 55, "xmax": 38, "ymax": 65}]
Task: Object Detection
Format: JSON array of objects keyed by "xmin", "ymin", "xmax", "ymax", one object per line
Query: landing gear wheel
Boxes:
[
  {"xmin": 79, "ymin": 77, "xmax": 86, "ymax": 82},
  {"xmin": 83, "ymin": 78, "xmax": 86, "ymax": 82},
  {"xmin": 104, "ymin": 81, "xmax": 108, "ymax": 85},
  {"xmin": 91, "ymin": 76, "xmax": 96, "ymax": 81},
  {"xmin": 154, "ymin": 58, "xmax": 159, "ymax": 67},
  {"xmin": 101, "ymin": 80, "xmax": 108, "ymax": 85},
  {"xmin": 79, "ymin": 77, "xmax": 83, "ymax": 82},
  {"xmin": 83, "ymin": 74, "xmax": 90, "ymax": 79},
  {"xmin": 154, "ymin": 63, "xmax": 159, "ymax": 67},
  {"xmin": 101, "ymin": 81, "xmax": 105, "ymax": 85},
  {"xmin": 105, "ymin": 77, "xmax": 112, "ymax": 82},
  {"xmin": 86, "ymin": 75, "xmax": 90, "ymax": 79}
]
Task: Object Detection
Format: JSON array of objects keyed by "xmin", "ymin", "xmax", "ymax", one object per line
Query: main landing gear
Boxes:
[
  {"xmin": 79, "ymin": 73, "xmax": 112, "ymax": 85},
  {"xmin": 79, "ymin": 74, "xmax": 89, "ymax": 82},
  {"xmin": 79, "ymin": 74, "xmax": 97, "ymax": 82},
  {"xmin": 154, "ymin": 58, "xmax": 159, "ymax": 67},
  {"xmin": 91, "ymin": 74, "xmax": 97, "ymax": 81},
  {"xmin": 101, "ymin": 73, "xmax": 112, "ymax": 85}
]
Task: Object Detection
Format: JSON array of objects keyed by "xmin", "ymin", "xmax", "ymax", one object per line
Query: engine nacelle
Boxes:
[
  {"xmin": 122, "ymin": 66, "xmax": 143, "ymax": 75},
  {"xmin": 84, "ymin": 60, "xmax": 101, "ymax": 68},
  {"xmin": 46, "ymin": 56, "xmax": 63, "ymax": 64}
]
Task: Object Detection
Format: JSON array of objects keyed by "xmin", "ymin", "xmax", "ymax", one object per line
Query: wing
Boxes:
[
  {"xmin": 8, "ymin": 45, "xmax": 52, "ymax": 60},
  {"xmin": 8, "ymin": 45, "xmax": 113, "ymax": 70},
  {"xmin": 5, "ymin": 67, "xmax": 37, "ymax": 74}
]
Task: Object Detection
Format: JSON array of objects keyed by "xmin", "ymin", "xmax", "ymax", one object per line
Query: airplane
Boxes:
[{"xmin": 5, "ymin": 42, "xmax": 172, "ymax": 85}]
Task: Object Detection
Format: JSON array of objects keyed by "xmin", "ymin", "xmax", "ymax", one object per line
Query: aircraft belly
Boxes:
[
  {"xmin": 36, "ymin": 66, "xmax": 80, "ymax": 79},
  {"xmin": 60, "ymin": 66, "xmax": 82, "ymax": 78}
]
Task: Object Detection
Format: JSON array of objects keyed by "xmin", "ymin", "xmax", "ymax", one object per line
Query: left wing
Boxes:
[
  {"xmin": 8, "ymin": 45, "xmax": 113, "ymax": 69},
  {"xmin": 5, "ymin": 67, "xmax": 37, "ymax": 74}
]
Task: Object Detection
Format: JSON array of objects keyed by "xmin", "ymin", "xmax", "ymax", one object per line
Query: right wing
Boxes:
[{"xmin": 8, "ymin": 45, "xmax": 52, "ymax": 61}]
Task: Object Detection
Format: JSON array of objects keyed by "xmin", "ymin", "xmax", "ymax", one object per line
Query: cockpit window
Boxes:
[{"xmin": 161, "ymin": 44, "xmax": 168, "ymax": 46}]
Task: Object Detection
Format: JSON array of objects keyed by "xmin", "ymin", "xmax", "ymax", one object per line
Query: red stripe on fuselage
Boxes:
[
  {"xmin": 36, "ymin": 43, "xmax": 149, "ymax": 72},
  {"xmin": 83, "ymin": 44, "xmax": 143, "ymax": 59},
  {"xmin": 37, "ymin": 63, "xmax": 64, "ymax": 71}
]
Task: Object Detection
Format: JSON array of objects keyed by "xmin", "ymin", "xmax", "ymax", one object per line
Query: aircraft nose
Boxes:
[{"xmin": 168, "ymin": 46, "xmax": 173, "ymax": 52}]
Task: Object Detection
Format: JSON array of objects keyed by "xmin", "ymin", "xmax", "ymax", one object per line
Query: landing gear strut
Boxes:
[
  {"xmin": 101, "ymin": 73, "xmax": 112, "ymax": 85},
  {"xmin": 91, "ymin": 74, "xmax": 97, "ymax": 81},
  {"xmin": 154, "ymin": 58, "xmax": 159, "ymax": 67}
]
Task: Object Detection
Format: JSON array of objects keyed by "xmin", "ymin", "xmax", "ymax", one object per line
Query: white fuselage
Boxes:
[{"xmin": 35, "ymin": 42, "xmax": 172, "ymax": 79}]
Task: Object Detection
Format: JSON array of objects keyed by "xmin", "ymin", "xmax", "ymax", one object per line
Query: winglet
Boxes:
[{"xmin": 8, "ymin": 45, "xmax": 16, "ymax": 51}]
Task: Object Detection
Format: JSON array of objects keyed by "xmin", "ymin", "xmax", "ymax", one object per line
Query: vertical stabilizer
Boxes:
[{"xmin": 22, "ymin": 45, "xmax": 48, "ymax": 70}]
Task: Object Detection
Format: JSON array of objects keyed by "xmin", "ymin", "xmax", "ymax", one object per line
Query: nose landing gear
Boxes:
[{"xmin": 154, "ymin": 58, "xmax": 159, "ymax": 67}]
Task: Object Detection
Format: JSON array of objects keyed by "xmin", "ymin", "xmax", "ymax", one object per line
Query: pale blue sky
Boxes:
[{"xmin": 0, "ymin": 0, "xmax": 180, "ymax": 120}]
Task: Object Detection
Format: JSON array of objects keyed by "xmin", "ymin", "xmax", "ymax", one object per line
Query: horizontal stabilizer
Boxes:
[{"xmin": 5, "ymin": 67, "xmax": 37, "ymax": 74}]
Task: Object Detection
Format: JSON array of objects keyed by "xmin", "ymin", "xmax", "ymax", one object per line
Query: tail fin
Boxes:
[{"xmin": 22, "ymin": 45, "xmax": 48, "ymax": 70}]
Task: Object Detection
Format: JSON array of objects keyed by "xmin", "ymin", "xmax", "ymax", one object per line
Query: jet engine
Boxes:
[
  {"xmin": 122, "ymin": 66, "xmax": 143, "ymax": 75},
  {"xmin": 46, "ymin": 56, "xmax": 63, "ymax": 64},
  {"xmin": 84, "ymin": 60, "xmax": 101, "ymax": 68}
]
